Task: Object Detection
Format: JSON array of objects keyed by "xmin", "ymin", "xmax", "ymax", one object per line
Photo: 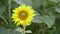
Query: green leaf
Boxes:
[
  {"xmin": 22, "ymin": 0, "xmax": 32, "ymax": 6},
  {"xmin": 42, "ymin": 14, "xmax": 55, "ymax": 28},
  {"xmin": 11, "ymin": 1, "xmax": 19, "ymax": 9},
  {"xmin": 33, "ymin": 11, "xmax": 43, "ymax": 23},
  {"xmin": 49, "ymin": 0, "xmax": 60, "ymax": 3},
  {"xmin": 33, "ymin": 12, "xmax": 55, "ymax": 28},
  {"xmin": 0, "ymin": 6, "xmax": 6, "ymax": 15},
  {"xmin": 13, "ymin": 0, "xmax": 24, "ymax": 5},
  {"xmin": 13, "ymin": 0, "xmax": 32, "ymax": 6},
  {"xmin": 15, "ymin": 27, "xmax": 23, "ymax": 32},
  {"xmin": 0, "ymin": 26, "xmax": 7, "ymax": 34},
  {"xmin": 55, "ymin": 7, "xmax": 60, "ymax": 13},
  {"xmin": 0, "ymin": 26, "xmax": 22, "ymax": 34},
  {"xmin": 33, "ymin": 16, "xmax": 43, "ymax": 23},
  {"xmin": 25, "ymin": 30, "xmax": 32, "ymax": 33},
  {"xmin": 32, "ymin": 0, "xmax": 43, "ymax": 9}
]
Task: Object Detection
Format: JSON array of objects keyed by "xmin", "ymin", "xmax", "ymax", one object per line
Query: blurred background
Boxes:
[{"xmin": 0, "ymin": 0, "xmax": 60, "ymax": 34}]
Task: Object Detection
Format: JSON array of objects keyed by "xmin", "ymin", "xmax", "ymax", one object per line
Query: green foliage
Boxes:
[
  {"xmin": 0, "ymin": 0, "xmax": 60, "ymax": 34},
  {"xmin": 0, "ymin": 26, "xmax": 22, "ymax": 34},
  {"xmin": 55, "ymin": 7, "xmax": 60, "ymax": 13},
  {"xmin": 41, "ymin": 14, "xmax": 55, "ymax": 28},
  {"xmin": 0, "ymin": 6, "xmax": 6, "ymax": 15}
]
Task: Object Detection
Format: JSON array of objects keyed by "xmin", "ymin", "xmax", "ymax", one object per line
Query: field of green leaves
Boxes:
[{"xmin": 0, "ymin": 0, "xmax": 60, "ymax": 34}]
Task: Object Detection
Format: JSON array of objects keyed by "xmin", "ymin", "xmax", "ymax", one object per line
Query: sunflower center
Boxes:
[
  {"xmin": 19, "ymin": 11, "xmax": 28, "ymax": 20},
  {"xmin": 20, "ymin": 12, "xmax": 26, "ymax": 18}
]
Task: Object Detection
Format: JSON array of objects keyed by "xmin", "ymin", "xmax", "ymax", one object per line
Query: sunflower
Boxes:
[{"xmin": 12, "ymin": 5, "xmax": 35, "ymax": 26}]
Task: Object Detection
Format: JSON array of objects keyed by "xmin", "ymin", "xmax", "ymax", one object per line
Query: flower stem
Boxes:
[
  {"xmin": 8, "ymin": 0, "xmax": 11, "ymax": 22},
  {"xmin": 8, "ymin": 0, "xmax": 12, "ymax": 27},
  {"xmin": 43, "ymin": 0, "xmax": 46, "ymax": 34},
  {"xmin": 23, "ymin": 25, "xmax": 26, "ymax": 34}
]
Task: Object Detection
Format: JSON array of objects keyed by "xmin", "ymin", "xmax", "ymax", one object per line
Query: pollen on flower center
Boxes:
[
  {"xmin": 19, "ymin": 11, "xmax": 28, "ymax": 20},
  {"xmin": 20, "ymin": 12, "xmax": 26, "ymax": 17}
]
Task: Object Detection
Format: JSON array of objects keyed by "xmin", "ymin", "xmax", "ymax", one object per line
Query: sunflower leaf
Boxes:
[
  {"xmin": 55, "ymin": 7, "xmax": 60, "ymax": 13},
  {"xmin": 13, "ymin": 0, "xmax": 32, "ymax": 6},
  {"xmin": 33, "ymin": 11, "xmax": 43, "ymax": 23},
  {"xmin": 49, "ymin": 0, "xmax": 60, "ymax": 3},
  {"xmin": 41, "ymin": 13, "xmax": 55, "ymax": 28},
  {"xmin": 25, "ymin": 30, "xmax": 32, "ymax": 33},
  {"xmin": 32, "ymin": 0, "xmax": 43, "ymax": 9},
  {"xmin": 0, "ymin": 26, "xmax": 22, "ymax": 34}
]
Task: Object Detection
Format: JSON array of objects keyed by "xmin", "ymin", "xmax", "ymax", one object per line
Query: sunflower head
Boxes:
[{"xmin": 12, "ymin": 5, "xmax": 36, "ymax": 26}]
